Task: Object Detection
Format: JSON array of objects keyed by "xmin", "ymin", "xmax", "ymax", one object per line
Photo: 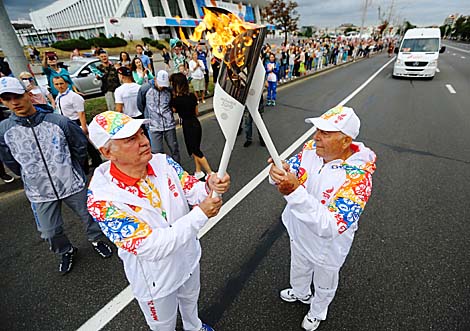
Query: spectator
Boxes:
[
  {"xmin": 87, "ymin": 111, "xmax": 229, "ymax": 331},
  {"xmin": 53, "ymin": 76, "xmax": 102, "ymax": 172},
  {"xmin": 0, "ymin": 108, "xmax": 13, "ymax": 183},
  {"xmin": 137, "ymin": 70, "xmax": 180, "ymax": 163},
  {"xmin": 161, "ymin": 47, "xmax": 171, "ymax": 70},
  {"xmin": 114, "ymin": 66, "xmax": 142, "ymax": 119},
  {"xmin": 211, "ymin": 54, "xmax": 221, "ymax": 84},
  {"xmin": 265, "ymin": 53, "xmax": 279, "ymax": 107},
  {"xmin": 189, "ymin": 52, "xmax": 206, "ymax": 104},
  {"xmin": 171, "ymin": 41, "xmax": 186, "ymax": 74},
  {"xmin": 0, "ymin": 77, "xmax": 112, "ymax": 274},
  {"xmin": 19, "ymin": 71, "xmax": 55, "ymax": 108},
  {"xmin": 118, "ymin": 51, "xmax": 132, "ymax": 68},
  {"xmin": 70, "ymin": 48, "xmax": 82, "ymax": 60},
  {"xmin": 143, "ymin": 43, "xmax": 155, "ymax": 73},
  {"xmin": 170, "ymin": 73, "xmax": 213, "ymax": 180},
  {"xmin": 269, "ymin": 106, "xmax": 376, "ymax": 331},
  {"xmin": 131, "ymin": 57, "xmax": 154, "ymax": 85},
  {"xmin": 41, "ymin": 53, "xmax": 78, "ymax": 99},
  {"xmin": 135, "ymin": 44, "xmax": 151, "ymax": 71},
  {"xmin": 196, "ymin": 44, "xmax": 209, "ymax": 94},
  {"xmin": 96, "ymin": 49, "xmax": 120, "ymax": 111},
  {"xmin": 28, "ymin": 46, "xmax": 36, "ymax": 63}
]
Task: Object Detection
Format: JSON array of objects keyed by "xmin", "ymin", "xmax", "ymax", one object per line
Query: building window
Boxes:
[
  {"xmin": 183, "ymin": 0, "xmax": 196, "ymax": 18},
  {"xmin": 168, "ymin": 0, "xmax": 182, "ymax": 17},
  {"xmin": 124, "ymin": 0, "xmax": 146, "ymax": 17},
  {"xmin": 148, "ymin": 0, "xmax": 165, "ymax": 16}
]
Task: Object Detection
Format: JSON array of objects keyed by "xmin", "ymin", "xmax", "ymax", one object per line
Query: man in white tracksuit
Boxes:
[
  {"xmin": 86, "ymin": 111, "xmax": 230, "ymax": 331},
  {"xmin": 269, "ymin": 106, "xmax": 377, "ymax": 331}
]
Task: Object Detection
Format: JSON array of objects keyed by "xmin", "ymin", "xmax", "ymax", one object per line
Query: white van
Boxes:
[{"xmin": 392, "ymin": 28, "xmax": 446, "ymax": 79}]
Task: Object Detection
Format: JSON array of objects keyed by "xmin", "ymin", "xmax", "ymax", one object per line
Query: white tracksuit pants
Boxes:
[
  {"xmin": 137, "ymin": 265, "xmax": 203, "ymax": 331},
  {"xmin": 290, "ymin": 241, "xmax": 339, "ymax": 321}
]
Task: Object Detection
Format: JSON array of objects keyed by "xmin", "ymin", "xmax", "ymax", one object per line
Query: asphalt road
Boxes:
[{"xmin": 1, "ymin": 45, "xmax": 469, "ymax": 331}]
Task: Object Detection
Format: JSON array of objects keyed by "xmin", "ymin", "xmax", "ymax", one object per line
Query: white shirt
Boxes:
[
  {"xmin": 55, "ymin": 89, "xmax": 84, "ymax": 121},
  {"xmin": 188, "ymin": 59, "xmax": 205, "ymax": 80},
  {"xmin": 114, "ymin": 82, "xmax": 142, "ymax": 118}
]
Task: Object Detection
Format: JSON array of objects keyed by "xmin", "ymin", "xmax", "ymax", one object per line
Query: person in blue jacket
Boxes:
[{"xmin": 265, "ymin": 53, "xmax": 280, "ymax": 106}]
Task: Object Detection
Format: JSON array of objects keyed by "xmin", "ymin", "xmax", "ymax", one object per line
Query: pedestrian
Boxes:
[
  {"xmin": 268, "ymin": 105, "xmax": 377, "ymax": 331},
  {"xmin": 53, "ymin": 76, "xmax": 102, "ymax": 172},
  {"xmin": 170, "ymin": 73, "xmax": 213, "ymax": 180},
  {"xmin": 114, "ymin": 66, "xmax": 143, "ymax": 119},
  {"xmin": 42, "ymin": 53, "xmax": 78, "ymax": 98},
  {"xmin": 0, "ymin": 77, "xmax": 112, "ymax": 274},
  {"xmin": 210, "ymin": 54, "xmax": 221, "ymax": 83},
  {"xmin": 161, "ymin": 47, "xmax": 171, "ymax": 70},
  {"xmin": 171, "ymin": 40, "xmax": 186, "ymax": 74},
  {"xmin": 388, "ymin": 41, "xmax": 395, "ymax": 57},
  {"xmin": 143, "ymin": 43, "xmax": 155, "ymax": 73},
  {"xmin": 196, "ymin": 44, "xmax": 209, "ymax": 95},
  {"xmin": 265, "ymin": 53, "xmax": 279, "ymax": 106},
  {"xmin": 118, "ymin": 51, "xmax": 132, "ymax": 68},
  {"xmin": 135, "ymin": 44, "xmax": 152, "ymax": 71},
  {"xmin": 96, "ymin": 49, "xmax": 120, "ymax": 111},
  {"xmin": 87, "ymin": 111, "xmax": 230, "ymax": 331},
  {"xmin": 70, "ymin": 48, "xmax": 82, "ymax": 60},
  {"xmin": 28, "ymin": 46, "xmax": 36, "ymax": 63},
  {"xmin": 189, "ymin": 52, "xmax": 206, "ymax": 104},
  {"xmin": 137, "ymin": 70, "xmax": 180, "ymax": 163},
  {"xmin": 131, "ymin": 57, "xmax": 154, "ymax": 85},
  {"xmin": 243, "ymin": 94, "xmax": 265, "ymax": 148},
  {"xmin": 19, "ymin": 71, "xmax": 55, "ymax": 108}
]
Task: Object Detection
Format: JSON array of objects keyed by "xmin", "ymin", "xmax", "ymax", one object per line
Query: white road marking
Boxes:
[
  {"xmin": 76, "ymin": 56, "xmax": 396, "ymax": 331},
  {"xmin": 446, "ymin": 84, "xmax": 456, "ymax": 94},
  {"xmin": 452, "ymin": 53, "xmax": 456, "ymax": 56},
  {"xmin": 436, "ymin": 68, "xmax": 440, "ymax": 73},
  {"xmin": 461, "ymin": 56, "xmax": 466, "ymax": 59},
  {"xmin": 444, "ymin": 44, "xmax": 470, "ymax": 54}
]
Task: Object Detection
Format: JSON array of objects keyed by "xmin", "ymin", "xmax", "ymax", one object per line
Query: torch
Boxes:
[{"xmin": 191, "ymin": 8, "xmax": 284, "ymax": 196}]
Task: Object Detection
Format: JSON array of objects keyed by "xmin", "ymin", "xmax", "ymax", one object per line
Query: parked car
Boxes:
[{"xmin": 36, "ymin": 56, "xmax": 119, "ymax": 97}]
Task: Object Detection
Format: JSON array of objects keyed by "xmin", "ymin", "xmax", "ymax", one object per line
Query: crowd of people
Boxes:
[{"xmin": 0, "ymin": 35, "xmax": 380, "ymax": 331}]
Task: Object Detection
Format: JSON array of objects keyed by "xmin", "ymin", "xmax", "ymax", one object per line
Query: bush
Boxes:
[
  {"xmin": 98, "ymin": 32, "xmax": 107, "ymax": 38},
  {"xmin": 141, "ymin": 37, "xmax": 152, "ymax": 45},
  {"xmin": 52, "ymin": 37, "xmax": 127, "ymax": 51}
]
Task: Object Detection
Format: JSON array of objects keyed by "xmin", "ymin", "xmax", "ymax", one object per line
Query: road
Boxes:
[{"xmin": 1, "ymin": 44, "xmax": 469, "ymax": 331}]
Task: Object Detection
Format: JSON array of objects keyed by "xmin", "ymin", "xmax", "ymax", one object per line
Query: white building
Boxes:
[{"xmin": 27, "ymin": 0, "xmax": 266, "ymax": 44}]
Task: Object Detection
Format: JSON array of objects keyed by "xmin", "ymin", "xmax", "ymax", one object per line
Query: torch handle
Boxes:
[
  {"xmin": 212, "ymin": 140, "xmax": 233, "ymax": 198},
  {"xmin": 248, "ymin": 108, "xmax": 284, "ymax": 171}
]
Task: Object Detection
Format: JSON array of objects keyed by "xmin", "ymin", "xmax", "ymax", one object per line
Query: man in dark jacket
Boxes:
[
  {"xmin": 96, "ymin": 49, "xmax": 120, "ymax": 111},
  {"xmin": 0, "ymin": 77, "xmax": 112, "ymax": 274}
]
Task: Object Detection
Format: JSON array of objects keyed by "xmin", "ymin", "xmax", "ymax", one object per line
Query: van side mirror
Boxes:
[
  {"xmin": 394, "ymin": 47, "xmax": 399, "ymax": 54},
  {"xmin": 439, "ymin": 46, "xmax": 446, "ymax": 53}
]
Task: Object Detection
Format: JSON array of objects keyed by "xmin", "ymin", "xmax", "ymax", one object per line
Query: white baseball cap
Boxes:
[
  {"xmin": 89, "ymin": 111, "xmax": 149, "ymax": 149},
  {"xmin": 305, "ymin": 106, "xmax": 360, "ymax": 139},
  {"xmin": 0, "ymin": 77, "xmax": 26, "ymax": 96},
  {"xmin": 156, "ymin": 70, "xmax": 169, "ymax": 87}
]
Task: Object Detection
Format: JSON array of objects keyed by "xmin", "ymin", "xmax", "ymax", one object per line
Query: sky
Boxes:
[{"xmin": 4, "ymin": 0, "xmax": 470, "ymax": 28}]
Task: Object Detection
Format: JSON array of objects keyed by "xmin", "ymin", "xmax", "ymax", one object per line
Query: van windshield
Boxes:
[{"xmin": 400, "ymin": 38, "xmax": 439, "ymax": 52}]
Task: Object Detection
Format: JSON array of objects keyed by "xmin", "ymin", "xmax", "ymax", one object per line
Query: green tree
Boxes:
[{"xmin": 262, "ymin": 0, "xmax": 299, "ymax": 45}]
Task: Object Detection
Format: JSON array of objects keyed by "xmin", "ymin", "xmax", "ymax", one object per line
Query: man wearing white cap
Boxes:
[
  {"xmin": 87, "ymin": 111, "xmax": 230, "ymax": 331},
  {"xmin": 269, "ymin": 105, "xmax": 377, "ymax": 331},
  {"xmin": 0, "ymin": 77, "xmax": 112, "ymax": 275},
  {"xmin": 137, "ymin": 69, "xmax": 180, "ymax": 163}
]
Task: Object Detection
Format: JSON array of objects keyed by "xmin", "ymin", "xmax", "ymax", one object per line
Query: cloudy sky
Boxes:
[{"xmin": 4, "ymin": 0, "xmax": 470, "ymax": 28}]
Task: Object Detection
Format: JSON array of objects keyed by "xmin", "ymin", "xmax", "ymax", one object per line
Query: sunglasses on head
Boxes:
[{"xmin": 21, "ymin": 77, "xmax": 33, "ymax": 81}]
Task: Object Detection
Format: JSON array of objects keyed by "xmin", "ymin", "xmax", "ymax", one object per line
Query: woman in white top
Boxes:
[{"xmin": 188, "ymin": 52, "xmax": 206, "ymax": 104}]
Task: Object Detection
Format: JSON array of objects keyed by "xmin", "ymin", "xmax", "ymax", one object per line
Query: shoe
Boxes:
[
  {"xmin": 272, "ymin": 101, "xmax": 276, "ymax": 106},
  {"xmin": 194, "ymin": 171, "xmax": 205, "ymax": 180},
  {"xmin": 280, "ymin": 288, "xmax": 312, "ymax": 304},
  {"xmin": 199, "ymin": 323, "xmax": 214, "ymax": 331},
  {"xmin": 243, "ymin": 140, "xmax": 252, "ymax": 147},
  {"xmin": 1, "ymin": 174, "xmax": 14, "ymax": 183},
  {"xmin": 301, "ymin": 315, "xmax": 321, "ymax": 331},
  {"xmin": 59, "ymin": 246, "xmax": 77, "ymax": 274},
  {"xmin": 91, "ymin": 241, "xmax": 112, "ymax": 258}
]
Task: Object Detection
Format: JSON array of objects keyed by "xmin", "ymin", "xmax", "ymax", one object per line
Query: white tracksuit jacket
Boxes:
[
  {"xmin": 87, "ymin": 154, "xmax": 209, "ymax": 300},
  {"xmin": 281, "ymin": 140, "xmax": 376, "ymax": 270}
]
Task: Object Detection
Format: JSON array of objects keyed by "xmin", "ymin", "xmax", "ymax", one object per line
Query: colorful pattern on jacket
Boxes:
[
  {"xmin": 87, "ymin": 156, "xmax": 199, "ymax": 254},
  {"xmin": 286, "ymin": 139, "xmax": 375, "ymax": 235}
]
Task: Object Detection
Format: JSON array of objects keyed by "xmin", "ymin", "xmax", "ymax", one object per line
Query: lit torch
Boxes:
[{"xmin": 190, "ymin": 7, "xmax": 283, "ymax": 196}]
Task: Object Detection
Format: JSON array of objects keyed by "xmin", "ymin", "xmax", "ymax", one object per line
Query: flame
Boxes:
[{"xmin": 190, "ymin": 7, "xmax": 258, "ymax": 67}]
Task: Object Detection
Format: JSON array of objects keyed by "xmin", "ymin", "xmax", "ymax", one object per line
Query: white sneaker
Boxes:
[
  {"xmin": 280, "ymin": 288, "xmax": 312, "ymax": 304},
  {"xmin": 301, "ymin": 315, "xmax": 321, "ymax": 331},
  {"xmin": 194, "ymin": 171, "xmax": 205, "ymax": 180}
]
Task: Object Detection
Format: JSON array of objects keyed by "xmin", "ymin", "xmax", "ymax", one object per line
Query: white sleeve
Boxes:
[
  {"xmin": 73, "ymin": 93, "xmax": 85, "ymax": 112},
  {"xmin": 114, "ymin": 87, "xmax": 123, "ymax": 104},
  {"xmin": 189, "ymin": 60, "xmax": 196, "ymax": 73},
  {"xmin": 284, "ymin": 186, "xmax": 338, "ymax": 239},
  {"xmin": 199, "ymin": 60, "xmax": 205, "ymax": 71}
]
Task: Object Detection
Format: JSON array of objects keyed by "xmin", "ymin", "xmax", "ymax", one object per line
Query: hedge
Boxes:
[{"xmin": 52, "ymin": 37, "xmax": 127, "ymax": 51}]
